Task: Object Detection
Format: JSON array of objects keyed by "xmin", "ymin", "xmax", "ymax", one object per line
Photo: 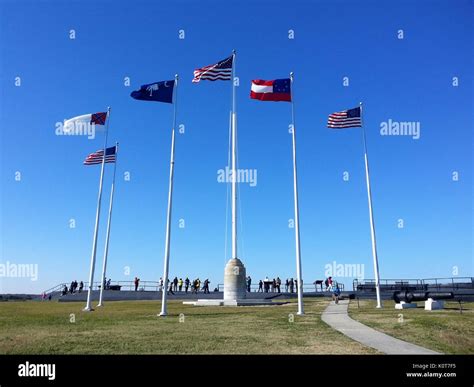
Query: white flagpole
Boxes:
[
  {"xmin": 159, "ymin": 74, "xmax": 179, "ymax": 317},
  {"xmin": 231, "ymin": 50, "xmax": 237, "ymax": 260},
  {"xmin": 290, "ymin": 73, "xmax": 304, "ymax": 315},
  {"xmin": 360, "ymin": 102, "xmax": 382, "ymax": 308},
  {"xmin": 97, "ymin": 142, "xmax": 119, "ymax": 307},
  {"xmin": 84, "ymin": 107, "xmax": 111, "ymax": 312}
]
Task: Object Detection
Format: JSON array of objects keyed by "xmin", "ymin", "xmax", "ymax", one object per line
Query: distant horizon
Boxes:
[{"xmin": 1, "ymin": 0, "xmax": 472, "ymax": 295}]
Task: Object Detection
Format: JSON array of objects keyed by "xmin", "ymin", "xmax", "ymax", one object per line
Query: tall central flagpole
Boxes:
[
  {"xmin": 360, "ymin": 102, "xmax": 382, "ymax": 308},
  {"xmin": 84, "ymin": 107, "xmax": 111, "ymax": 312},
  {"xmin": 97, "ymin": 142, "xmax": 119, "ymax": 307},
  {"xmin": 159, "ymin": 74, "xmax": 178, "ymax": 317},
  {"xmin": 290, "ymin": 73, "xmax": 304, "ymax": 315},
  {"xmin": 231, "ymin": 50, "xmax": 237, "ymax": 260},
  {"xmin": 223, "ymin": 50, "xmax": 246, "ymax": 302}
]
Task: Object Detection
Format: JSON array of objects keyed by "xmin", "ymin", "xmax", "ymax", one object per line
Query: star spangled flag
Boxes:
[
  {"xmin": 84, "ymin": 146, "xmax": 116, "ymax": 165},
  {"xmin": 250, "ymin": 79, "xmax": 291, "ymax": 102},
  {"xmin": 327, "ymin": 107, "xmax": 362, "ymax": 128},
  {"xmin": 192, "ymin": 55, "xmax": 233, "ymax": 83},
  {"xmin": 63, "ymin": 112, "xmax": 107, "ymax": 133},
  {"xmin": 130, "ymin": 80, "xmax": 175, "ymax": 103}
]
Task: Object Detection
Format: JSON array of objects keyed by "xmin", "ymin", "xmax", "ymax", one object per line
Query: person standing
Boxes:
[
  {"xmin": 328, "ymin": 276, "xmax": 333, "ymax": 291},
  {"xmin": 79, "ymin": 281, "xmax": 84, "ymax": 293},
  {"xmin": 178, "ymin": 278, "xmax": 183, "ymax": 292},
  {"xmin": 185, "ymin": 277, "xmax": 190, "ymax": 293},
  {"xmin": 173, "ymin": 277, "xmax": 178, "ymax": 292},
  {"xmin": 332, "ymin": 280, "xmax": 341, "ymax": 304},
  {"xmin": 285, "ymin": 279, "xmax": 289, "ymax": 292},
  {"xmin": 247, "ymin": 276, "xmax": 252, "ymax": 292},
  {"xmin": 290, "ymin": 278, "xmax": 294, "ymax": 293},
  {"xmin": 134, "ymin": 277, "xmax": 140, "ymax": 291},
  {"xmin": 276, "ymin": 277, "xmax": 281, "ymax": 293},
  {"xmin": 204, "ymin": 279, "xmax": 210, "ymax": 294},
  {"xmin": 258, "ymin": 280, "xmax": 263, "ymax": 292},
  {"xmin": 168, "ymin": 279, "xmax": 175, "ymax": 295}
]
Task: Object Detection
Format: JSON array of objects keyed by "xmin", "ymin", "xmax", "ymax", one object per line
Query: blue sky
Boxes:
[{"xmin": 1, "ymin": 0, "xmax": 472, "ymax": 294}]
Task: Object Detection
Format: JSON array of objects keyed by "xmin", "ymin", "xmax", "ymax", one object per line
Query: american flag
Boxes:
[
  {"xmin": 192, "ymin": 55, "xmax": 233, "ymax": 83},
  {"xmin": 327, "ymin": 107, "xmax": 362, "ymax": 129},
  {"xmin": 84, "ymin": 146, "xmax": 116, "ymax": 165}
]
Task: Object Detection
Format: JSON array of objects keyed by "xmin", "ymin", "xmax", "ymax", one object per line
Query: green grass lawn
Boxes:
[
  {"xmin": 0, "ymin": 298, "xmax": 376, "ymax": 354},
  {"xmin": 349, "ymin": 300, "xmax": 474, "ymax": 354}
]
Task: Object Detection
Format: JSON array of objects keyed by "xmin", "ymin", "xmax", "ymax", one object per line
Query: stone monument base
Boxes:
[{"xmin": 223, "ymin": 258, "xmax": 247, "ymax": 301}]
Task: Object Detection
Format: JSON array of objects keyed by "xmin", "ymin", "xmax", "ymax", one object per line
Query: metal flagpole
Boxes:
[
  {"xmin": 231, "ymin": 50, "xmax": 237, "ymax": 260},
  {"xmin": 159, "ymin": 74, "xmax": 179, "ymax": 317},
  {"xmin": 359, "ymin": 102, "xmax": 382, "ymax": 308},
  {"xmin": 84, "ymin": 107, "xmax": 111, "ymax": 312},
  {"xmin": 97, "ymin": 142, "xmax": 119, "ymax": 307},
  {"xmin": 290, "ymin": 73, "xmax": 304, "ymax": 315}
]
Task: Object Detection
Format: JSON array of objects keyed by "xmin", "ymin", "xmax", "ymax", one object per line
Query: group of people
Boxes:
[
  {"xmin": 102, "ymin": 277, "xmax": 112, "ymax": 290},
  {"xmin": 54, "ymin": 275, "xmax": 341, "ymax": 301},
  {"xmin": 62, "ymin": 280, "xmax": 84, "ymax": 295},
  {"xmin": 61, "ymin": 278, "xmax": 113, "ymax": 295},
  {"xmin": 254, "ymin": 277, "xmax": 298, "ymax": 293},
  {"xmin": 41, "ymin": 292, "xmax": 52, "ymax": 301},
  {"xmin": 159, "ymin": 277, "xmax": 214, "ymax": 295}
]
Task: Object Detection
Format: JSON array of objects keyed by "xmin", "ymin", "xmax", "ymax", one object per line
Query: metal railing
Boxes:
[
  {"xmin": 44, "ymin": 277, "xmax": 473, "ymax": 297},
  {"xmin": 216, "ymin": 282, "xmax": 344, "ymax": 293},
  {"xmin": 42, "ymin": 283, "xmax": 67, "ymax": 295},
  {"xmin": 84, "ymin": 280, "xmax": 162, "ymax": 292},
  {"xmin": 45, "ymin": 280, "xmax": 345, "ymax": 295},
  {"xmin": 353, "ymin": 277, "xmax": 474, "ymax": 292}
]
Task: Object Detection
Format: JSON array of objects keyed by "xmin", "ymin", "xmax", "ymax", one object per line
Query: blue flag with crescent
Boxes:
[{"xmin": 130, "ymin": 80, "xmax": 174, "ymax": 103}]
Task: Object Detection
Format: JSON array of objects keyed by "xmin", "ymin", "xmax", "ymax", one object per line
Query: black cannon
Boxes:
[{"xmin": 393, "ymin": 291, "xmax": 454, "ymax": 303}]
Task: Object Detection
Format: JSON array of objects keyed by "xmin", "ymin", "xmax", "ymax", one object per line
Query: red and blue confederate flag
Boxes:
[{"xmin": 250, "ymin": 79, "xmax": 291, "ymax": 102}]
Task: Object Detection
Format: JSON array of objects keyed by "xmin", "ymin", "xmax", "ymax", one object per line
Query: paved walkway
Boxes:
[{"xmin": 321, "ymin": 300, "xmax": 440, "ymax": 354}]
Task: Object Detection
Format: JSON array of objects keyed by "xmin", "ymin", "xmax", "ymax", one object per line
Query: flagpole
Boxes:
[
  {"xmin": 84, "ymin": 107, "xmax": 111, "ymax": 312},
  {"xmin": 360, "ymin": 102, "xmax": 382, "ymax": 308},
  {"xmin": 97, "ymin": 142, "xmax": 119, "ymax": 307},
  {"xmin": 159, "ymin": 74, "xmax": 178, "ymax": 317},
  {"xmin": 290, "ymin": 73, "xmax": 304, "ymax": 315},
  {"xmin": 231, "ymin": 49, "xmax": 237, "ymax": 260}
]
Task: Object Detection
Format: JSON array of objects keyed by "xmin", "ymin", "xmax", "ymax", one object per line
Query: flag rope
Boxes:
[
  {"xmin": 235, "ymin": 124, "xmax": 246, "ymax": 262},
  {"xmin": 224, "ymin": 110, "xmax": 232, "ymax": 265}
]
